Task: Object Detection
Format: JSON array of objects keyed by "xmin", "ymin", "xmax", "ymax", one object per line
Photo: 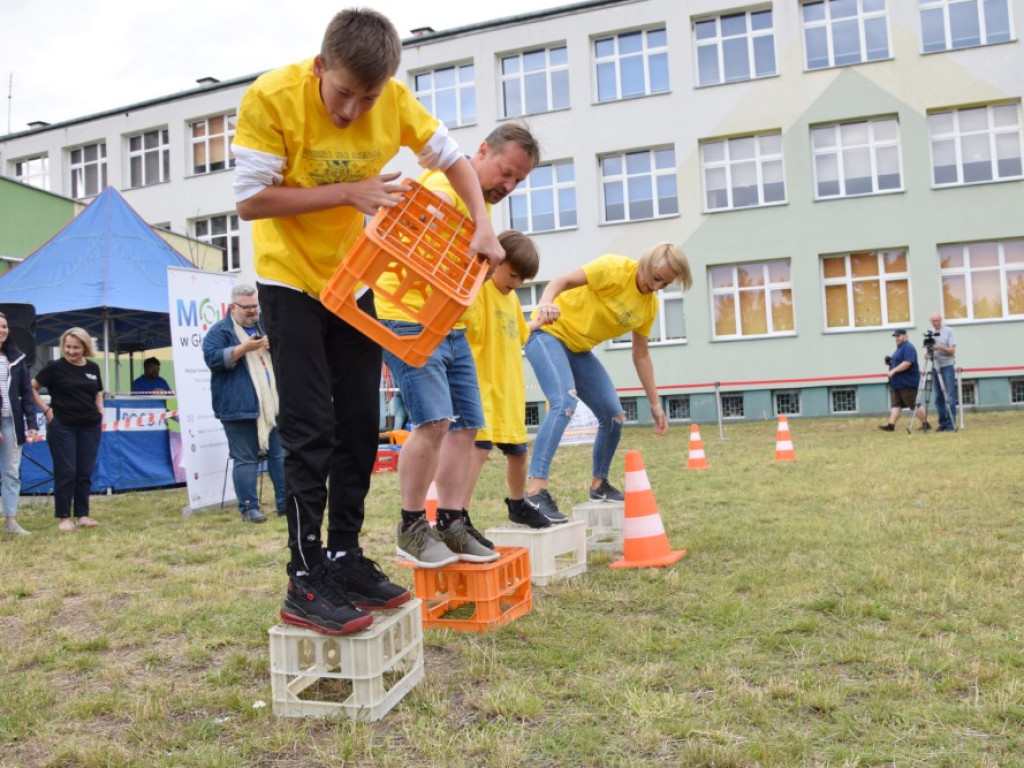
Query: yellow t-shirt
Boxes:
[
  {"xmin": 463, "ymin": 281, "xmax": 530, "ymax": 443},
  {"xmin": 373, "ymin": 168, "xmax": 490, "ymax": 326},
  {"xmin": 540, "ymin": 254, "xmax": 658, "ymax": 353},
  {"xmin": 233, "ymin": 59, "xmax": 441, "ymax": 296}
]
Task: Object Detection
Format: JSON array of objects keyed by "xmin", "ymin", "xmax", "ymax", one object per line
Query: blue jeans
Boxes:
[
  {"xmin": 933, "ymin": 364, "xmax": 958, "ymax": 430},
  {"xmin": 525, "ymin": 330, "xmax": 623, "ymax": 481},
  {"xmin": 221, "ymin": 420, "xmax": 286, "ymax": 513},
  {"xmin": 1, "ymin": 415, "xmax": 24, "ymax": 518},
  {"xmin": 46, "ymin": 417, "xmax": 101, "ymax": 519},
  {"xmin": 381, "ymin": 322, "xmax": 484, "ymax": 431}
]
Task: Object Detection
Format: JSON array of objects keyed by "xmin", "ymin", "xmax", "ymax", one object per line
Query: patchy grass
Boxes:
[{"xmin": 2, "ymin": 411, "xmax": 1023, "ymax": 767}]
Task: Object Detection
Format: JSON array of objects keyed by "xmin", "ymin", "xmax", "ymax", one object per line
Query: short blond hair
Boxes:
[
  {"xmin": 59, "ymin": 327, "xmax": 96, "ymax": 358},
  {"xmin": 637, "ymin": 242, "xmax": 692, "ymax": 291}
]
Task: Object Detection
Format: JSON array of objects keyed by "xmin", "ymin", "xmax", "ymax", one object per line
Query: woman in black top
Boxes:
[
  {"xmin": 0, "ymin": 312, "xmax": 39, "ymax": 535},
  {"xmin": 32, "ymin": 328, "xmax": 105, "ymax": 531}
]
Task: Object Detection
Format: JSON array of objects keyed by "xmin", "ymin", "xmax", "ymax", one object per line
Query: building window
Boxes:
[
  {"xmin": 501, "ymin": 46, "xmax": 569, "ymax": 117},
  {"xmin": 609, "ymin": 285, "xmax": 686, "ymax": 348},
  {"xmin": 928, "ymin": 103, "xmax": 1023, "ymax": 186},
  {"xmin": 128, "ymin": 128, "xmax": 170, "ymax": 187},
  {"xmin": 711, "ymin": 260, "xmax": 794, "ymax": 339},
  {"xmin": 939, "ymin": 239, "xmax": 1024, "ymax": 321},
  {"xmin": 920, "ymin": 0, "xmax": 1013, "ymax": 53},
  {"xmin": 1010, "ymin": 379, "xmax": 1024, "ymax": 404},
  {"xmin": 515, "ymin": 282, "xmax": 550, "ymax": 327},
  {"xmin": 509, "ymin": 161, "xmax": 577, "ymax": 233},
  {"xmin": 194, "ymin": 214, "xmax": 241, "ymax": 272},
  {"xmin": 702, "ymin": 132, "xmax": 785, "ymax": 211},
  {"xmin": 830, "ymin": 387, "xmax": 858, "ymax": 413},
  {"xmin": 414, "ymin": 63, "xmax": 476, "ymax": 129},
  {"xmin": 601, "ymin": 147, "xmax": 678, "ymax": 223},
  {"xmin": 721, "ymin": 394, "xmax": 745, "ymax": 418},
  {"xmin": 666, "ymin": 395, "xmax": 691, "ymax": 421},
  {"xmin": 961, "ymin": 379, "xmax": 977, "ymax": 406},
  {"xmin": 594, "ymin": 27, "xmax": 669, "ymax": 102},
  {"xmin": 525, "ymin": 402, "xmax": 541, "ymax": 427},
  {"xmin": 621, "ymin": 397, "xmax": 639, "ymax": 423},
  {"xmin": 812, "ymin": 116, "xmax": 902, "ymax": 198},
  {"xmin": 695, "ymin": 9, "xmax": 776, "ymax": 86},
  {"xmin": 822, "ymin": 249, "xmax": 910, "ymax": 330},
  {"xmin": 69, "ymin": 143, "xmax": 107, "ymax": 199},
  {"xmin": 13, "ymin": 155, "xmax": 49, "ymax": 190},
  {"xmin": 190, "ymin": 113, "xmax": 236, "ymax": 175},
  {"xmin": 774, "ymin": 390, "xmax": 801, "ymax": 416},
  {"xmin": 803, "ymin": 0, "xmax": 891, "ymax": 70}
]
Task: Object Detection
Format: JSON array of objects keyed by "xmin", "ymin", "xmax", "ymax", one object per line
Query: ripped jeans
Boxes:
[{"xmin": 525, "ymin": 330, "xmax": 623, "ymax": 481}]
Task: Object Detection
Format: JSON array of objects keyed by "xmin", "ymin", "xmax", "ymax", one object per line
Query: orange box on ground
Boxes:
[{"xmin": 320, "ymin": 180, "xmax": 488, "ymax": 368}]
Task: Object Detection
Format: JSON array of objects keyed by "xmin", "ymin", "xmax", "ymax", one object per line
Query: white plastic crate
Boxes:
[
  {"xmin": 269, "ymin": 599, "xmax": 423, "ymax": 721},
  {"xmin": 485, "ymin": 520, "xmax": 587, "ymax": 586},
  {"xmin": 572, "ymin": 500, "xmax": 624, "ymax": 553}
]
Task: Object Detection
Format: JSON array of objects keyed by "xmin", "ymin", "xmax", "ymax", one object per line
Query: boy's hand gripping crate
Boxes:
[{"xmin": 320, "ymin": 180, "xmax": 488, "ymax": 368}]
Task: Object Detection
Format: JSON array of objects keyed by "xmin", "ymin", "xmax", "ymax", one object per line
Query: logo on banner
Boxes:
[{"xmin": 175, "ymin": 298, "xmax": 229, "ymax": 347}]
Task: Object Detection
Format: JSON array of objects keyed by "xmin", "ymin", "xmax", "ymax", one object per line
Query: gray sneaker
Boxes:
[
  {"xmin": 589, "ymin": 479, "xmax": 624, "ymax": 503},
  {"xmin": 525, "ymin": 489, "xmax": 568, "ymax": 524},
  {"xmin": 396, "ymin": 517, "xmax": 459, "ymax": 568},
  {"xmin": 438, "ymin": 517, "xmax": 500, "ymax": 563}
]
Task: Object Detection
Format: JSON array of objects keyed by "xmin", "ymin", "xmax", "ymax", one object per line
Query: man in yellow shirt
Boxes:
[
  {"xmin": 376, "ymin": 125, "xmax": 540, "ymax": 567},
  {"xmin": 232, "ymin": 9, "xmax": 503, "ymax": 635}
]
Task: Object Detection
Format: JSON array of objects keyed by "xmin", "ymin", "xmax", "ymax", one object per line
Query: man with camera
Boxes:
[
  {"xmin": 202, "ymin": 283, "xmax": 285, "ymax": 522},
  {"xmin": 880, "ymin": 329, "xmax": 930, "ymax": 432},
  {"xmin": 928, "ymin": 313, "xmax": 958, "ymax": 432}
]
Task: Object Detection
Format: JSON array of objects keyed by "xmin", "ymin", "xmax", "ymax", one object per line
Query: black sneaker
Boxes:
[
  {"xmin": 589, "ymin": 480, "xmax": 624, "ymax": 503},
  {"xmin": 281, "ymin": 563, "xmax": 373, "ymax": 635},
  {"xmin": 878, "ymin": 424, "xmax": 895, "ymax": 432},
  {"xmin": 325, "ymin": 548, "xmax": 410, "ymax": 610},
  {"xmin": 506, "ymin": 497, "xmax": 552, "ymax": 529},
  {"xmin": 920, "ymin": 422, "xmax": 932, "ymax": 432},
  {"xmin": 462, "ymin": 512, "xmax": 495, "ymax": 549},
  {"xmin": 525, "ymin": 489, "xmax": 568, "ymax": 524}
]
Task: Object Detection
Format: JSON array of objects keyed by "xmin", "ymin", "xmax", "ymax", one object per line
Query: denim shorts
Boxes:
[
  {"xmin": 474, "ymin": 440, "xmax": 528, "ymax": 456},
  {"xmin": 381, "ymin": 321, "xmax": 484, "ymax": 431}
]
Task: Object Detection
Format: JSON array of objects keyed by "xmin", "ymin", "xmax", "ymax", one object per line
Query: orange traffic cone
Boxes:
[
  {"xmin": 611, "ymin": 450, "xmax": 687, "ymax": 569},
  {"xmin": 687, "ymin": 424, "xmax": 708, "ymax": 470},
  {"xmin": 425, "ymin": 480, "xmax": 438, "ymax": 524},
  {"xmin": 774, "ymin": 415, "xmax": 796, "ymax": 462}
]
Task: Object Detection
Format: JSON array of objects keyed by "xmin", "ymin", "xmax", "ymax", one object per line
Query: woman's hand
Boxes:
[{"xmin": 651, "ymin": 403, "xmax": 668, "ymax": 435}]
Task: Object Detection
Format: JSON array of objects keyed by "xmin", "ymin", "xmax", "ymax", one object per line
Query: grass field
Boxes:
[{"xmin": 2, "ymin": 411, "xmax": 1023, "ymax": 768}]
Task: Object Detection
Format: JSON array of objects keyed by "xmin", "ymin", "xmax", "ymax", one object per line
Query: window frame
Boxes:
[
  {"xmin": 509, "ymin": 160, "xmax": 578, "ymax": 234},
  {"xmin": 811, "ymin": 115, "xmax": 904, "ymax": 199},
  {"xmin": 773, "ymin": 390, "xmax": 802, "ymax": 417},
  {"xmin": 665, "ymin": 395, "xmax": 692, "ymax": 421},
  {"xmin": 919, "ymin": 0, "xmax": 1015, "ymax": 53},
  {"xmin": 693, "ymin": 8, "xmax": 777, "ymax": 87},
  {"xmin": 188, "ymin": 113, "xmax": 236, "ymax": 176},
  {"xmin": 709, "ymin": 260, "xmax": 795, "ymax": 340},
  {"xmin": 928, "ymin": 102, "xmax": 1024, "ymax": 187},
  {"xmin": 193, "ymin": 213, "xmax": 242, "ymax": 273},
  {"xmin": 821, "ymin": 249, "xmax": 912, "ymax": 332},
  {"xmin": 829, "ymin": 387, "xmax": 859, "ymax": 413},
  {"xmin": 127, "ymin": 127, "xmax": 171, "ymax": 188},
  {"xmin": 607, "ymin": 285, "xmax": 687, "ymax": 349},
  {"xmin": 12, "ymin": 154, "xmax": 49, "ymax": 190},
  {"xmin": 599, "ymin": 146, "xmax": 678, "ymax": 224},
  {"xmin": 938, "ymin": 238, "xmax": 1024, "ymax": 322},
  {"xmin": 801, "ymin": 0, "xmax": 892, "ymax": 71},
  {"xmin": 501, "ymin": 44, "xmax": 569, "ymax": 118},
  {"xmin": 68, "ymin": 141, "xmax": 108, "ymax": 199},
  {"xmin": 593, "ymin": 26, "xmax": 670, "ymax": 103},
  {"xmin": 412, "ymin": 62, "xmax": 476, "ymax": 129},
  {"xmin": 701, "ymin": 131, "xmax": 787, "ymax": 211}
]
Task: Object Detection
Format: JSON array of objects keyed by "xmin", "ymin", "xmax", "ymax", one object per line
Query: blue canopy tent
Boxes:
[{"xmin": 0, "ymin": 186, "xmax": 198, "ymax": 492}]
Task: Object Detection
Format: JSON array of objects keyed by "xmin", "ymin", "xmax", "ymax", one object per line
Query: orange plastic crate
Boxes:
[
  {"xmin": 411, "ymin": 547, "xmax": 532, "ymax": 633},
  {"xmin": 321, "ymin": 180, "xmax": 488, "ymax": 368}
]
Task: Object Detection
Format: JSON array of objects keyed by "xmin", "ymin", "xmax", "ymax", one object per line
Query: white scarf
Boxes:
[{"xmin": 233, "ymin": 319, "xmax": 278, "ymax": 451}]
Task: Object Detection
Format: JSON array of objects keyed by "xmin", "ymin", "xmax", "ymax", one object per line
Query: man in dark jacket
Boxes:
[{"xmin": 202, "ymin": 284, "xmax": 284, "ymax": 522}]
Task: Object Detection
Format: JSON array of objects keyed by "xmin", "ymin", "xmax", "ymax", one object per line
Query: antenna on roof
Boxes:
[{"xmin": 6, "ymin": 72, "xmax": 12, "ymax": 135}]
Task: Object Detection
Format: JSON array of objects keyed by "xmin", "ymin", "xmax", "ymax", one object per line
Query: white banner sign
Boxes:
[
  {"xmin": 167, "ymin": 267, "xmax": 236, "ymax": 513},
  {"xmin": 559, "ymin": 399, "xmax": 598, "ymax": 446}
]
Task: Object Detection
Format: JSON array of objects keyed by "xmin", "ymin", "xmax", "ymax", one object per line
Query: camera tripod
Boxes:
[{"xmin": 907, "ymin": 345, "xmax": 956, "ymax": 434}]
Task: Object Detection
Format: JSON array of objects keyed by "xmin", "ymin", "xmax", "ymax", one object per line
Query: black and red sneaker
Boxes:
[
  {"xmin": 281, "ymin": 563, "xmax": 373, "ymax": 635},
  {"xmin": 325, "ymin": 548, "xmax": 410, "ymax": 610}
]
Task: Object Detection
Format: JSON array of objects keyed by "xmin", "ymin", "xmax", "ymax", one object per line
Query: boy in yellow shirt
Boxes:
[{"xmin": 231, "ymin": 8, "xmax": 503, "ymax": 635}]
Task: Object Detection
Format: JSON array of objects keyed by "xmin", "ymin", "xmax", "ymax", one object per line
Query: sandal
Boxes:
[
  {"xmin": 76, "ymin": 517, "xmax": 99, "ymax": 528},
  {"xmin": 57, "ymin": 519, "xmax": 76, "ymax": 532}
]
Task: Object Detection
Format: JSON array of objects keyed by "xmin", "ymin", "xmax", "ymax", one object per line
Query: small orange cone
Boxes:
[
  {"xmin": 611, "ymin": 450, "xmax": 686, "ymax": 569},
  {"xmin": 774, "ymin": 415, "xmax": 796, "ymax": 462},
  {"xmin": 687, "ymin": 424, "xmax": 708, "ymax": 470},
  {"xmin": 425, "ymin": 480, "xmax": 438, "ymax": 524}
]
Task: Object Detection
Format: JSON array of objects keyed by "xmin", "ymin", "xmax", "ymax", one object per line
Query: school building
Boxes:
[{"xmin": 2, "ymin": 0, "xmax": 1022, "ymax": 423}]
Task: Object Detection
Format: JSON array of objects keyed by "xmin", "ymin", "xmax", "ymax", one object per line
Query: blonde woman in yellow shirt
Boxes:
[{"xmin": 524, "ymin": 244, "xmax": 692, "ymax": 520}]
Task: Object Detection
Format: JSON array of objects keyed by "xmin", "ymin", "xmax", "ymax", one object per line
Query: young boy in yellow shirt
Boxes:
[{"xmin": 462, "ymin": 231, "xmax": 553, "ymax": 529}]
